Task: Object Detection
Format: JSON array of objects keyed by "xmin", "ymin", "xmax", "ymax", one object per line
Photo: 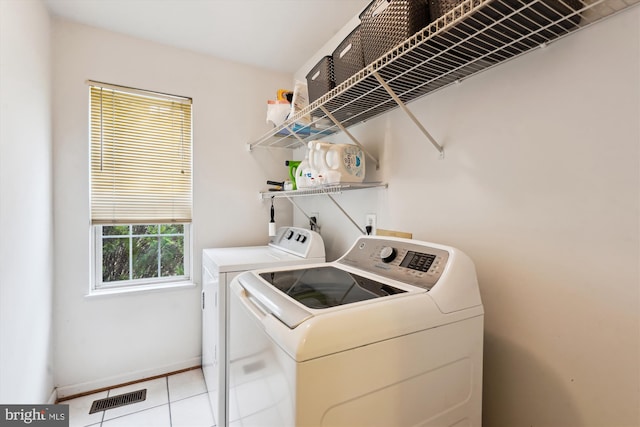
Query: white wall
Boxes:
[
  {"xmin": 52, "ymin": 19, "xmax": 294, "ymax": 396},
  {"xmin": 0, "ymin": 0, "xmax": 54, "ymax": 404},
  {"xmin": 294, "ymin": 7, "xmax": 640, "ymax": 427}
]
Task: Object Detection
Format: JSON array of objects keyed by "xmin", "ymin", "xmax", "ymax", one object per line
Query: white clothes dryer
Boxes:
[
  {"xmin": 228, "ymin": 235, "xmax": 483, "ymax": 427},
  {"xmin": 202, "ymin": 227, "xmax": 325, "ymax": 427}
]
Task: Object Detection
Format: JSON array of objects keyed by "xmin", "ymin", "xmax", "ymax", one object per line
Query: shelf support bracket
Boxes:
[
  {"xmin": 284, "ymin": 194, "xmax": 317, "ymax": 228},
  {"xmin": 283, "ymin": 124, "xmax": 309, "ymax": 146},
  {"xmin": 285, "ymin": 193, "xmax": 367, "ymax": 235},
  {"xmin": 324, "ymin": 193, "xmax": 367, "ymax": 235},
  {"xmin": 319, "ymin": 105, "xmax": 380, "ymax": 170},
  {"xmin": 372, "ymin": 71, "xmax": 444, "ymax": 159},
  {"xmin": 284, "ymin": 192, "xmax": 366, "ymax": 235}
]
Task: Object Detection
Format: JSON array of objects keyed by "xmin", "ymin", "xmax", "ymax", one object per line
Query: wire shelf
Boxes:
[
  {"xmin": 249, "ymin": 0, "xmax": 639, "ymax": 150},
  {"xmin": 259, "ymin": 182, "xmax": 388, "ymax": 199}
]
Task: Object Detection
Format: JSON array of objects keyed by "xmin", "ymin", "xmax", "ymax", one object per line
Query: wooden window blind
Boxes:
[{"xmin": 89, "ymin": 82, "xmax": 192, "ymax": 225}]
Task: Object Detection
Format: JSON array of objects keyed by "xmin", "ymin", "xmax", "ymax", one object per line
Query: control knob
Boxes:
[{"xmin": 380, "ymin": 246, "xmax": 397, "ymax": 263}]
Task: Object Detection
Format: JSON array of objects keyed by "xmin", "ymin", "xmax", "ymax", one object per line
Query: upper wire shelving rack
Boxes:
[{"xmin": 248, "ymin": 0, "xmax": 639, "ymax": 154}]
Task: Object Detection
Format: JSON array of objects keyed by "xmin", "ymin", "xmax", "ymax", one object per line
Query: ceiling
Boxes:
[{"xmin": 44, "ymin": 0, "xmax": 370, "ymax": 73}]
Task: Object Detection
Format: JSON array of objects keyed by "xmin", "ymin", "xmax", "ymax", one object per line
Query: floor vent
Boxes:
[{"xmin": 89, "ymin": 389, "xmax": 147, "ymax": 414}]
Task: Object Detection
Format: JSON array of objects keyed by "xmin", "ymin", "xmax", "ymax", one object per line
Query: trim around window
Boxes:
[{"xmin": 87, "ymin": 279, "xmax": 195, "ymax": 298}]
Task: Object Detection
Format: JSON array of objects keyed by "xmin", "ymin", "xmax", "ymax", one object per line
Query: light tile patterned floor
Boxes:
[{"xmin": 64, "ymin": 368, "xmax": 214, "ymax": 427}]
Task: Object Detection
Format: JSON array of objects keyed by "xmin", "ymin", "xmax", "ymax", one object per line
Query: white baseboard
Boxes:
[
  {"xmin": 56, "ymin": 357, "xmax": 201, "ymax": 399},
  {"xmin": 48, "ymin": 388, "xmax": 58, "ymax": 404}
]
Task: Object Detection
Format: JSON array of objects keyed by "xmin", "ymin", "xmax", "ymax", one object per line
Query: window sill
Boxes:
[{"xmin": 86, "ymin": 280, "xmax": 196, "ymax": 299}]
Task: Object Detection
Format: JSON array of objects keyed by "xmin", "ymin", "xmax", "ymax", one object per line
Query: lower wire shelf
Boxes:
[
  {"xmin": 261, "ymin": 182, "xmax": 388, "ymax": 235},
  {"xmin": 259, "ymin": 182, "xmax": 388, "ymax": 200}
]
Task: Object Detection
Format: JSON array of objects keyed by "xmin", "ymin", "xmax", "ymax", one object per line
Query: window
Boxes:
[
  {"xmin": 95, "ymin": 224, "xmax": 189, "ymax": 285},
  {"xmin": 89, "ymin": 81, "xmax": 192, "ymax": 290}
]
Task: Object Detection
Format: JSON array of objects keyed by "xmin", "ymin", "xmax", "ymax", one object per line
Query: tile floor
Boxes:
[{"xmin": 63, "ymin": 368, "xmax": 215, "ymax": 427}]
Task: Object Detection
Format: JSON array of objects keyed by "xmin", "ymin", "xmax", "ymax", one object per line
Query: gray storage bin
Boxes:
[
  {"xmin": 332, "ymin": 25, "xmax": 366, "ymax": 86},
  {"xmin": 306, "ymin": 56, "xmax": 335, "ymax": 103},
  {"xmin": 360, "ymin": 0, "xmax": 431, "ymax": 65}
]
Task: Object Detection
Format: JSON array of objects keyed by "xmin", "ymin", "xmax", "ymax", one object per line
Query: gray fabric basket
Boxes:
[
  {"xmin": 360, "ymin": 0, "xmax": 431, "ymax": 65},
  {"xmin": 332, "ymin": 25, "xmax": 366, "ymax": 86},
  {"xmin": 306, "ymin": 56, "xmax": 335, "ymax": 103}
]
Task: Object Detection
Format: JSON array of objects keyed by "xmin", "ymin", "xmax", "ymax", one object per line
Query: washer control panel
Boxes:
[{"xmin": 338, "ymin": 237, "xmax": 450, "ymax": 289}]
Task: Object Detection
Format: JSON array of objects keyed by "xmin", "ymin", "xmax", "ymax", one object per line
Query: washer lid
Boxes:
[
  {"xmin": 259, "ymin": 266, "xmax": 406, "ymax": 310},
  {"xmin": 237, "ymin": 266, "xmax": 408, "ymax": 329}
]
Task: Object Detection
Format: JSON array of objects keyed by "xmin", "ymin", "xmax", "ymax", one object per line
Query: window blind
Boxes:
[{"xmin": 89, "ymin": 82, "xmax": 192, "ymax": 224}]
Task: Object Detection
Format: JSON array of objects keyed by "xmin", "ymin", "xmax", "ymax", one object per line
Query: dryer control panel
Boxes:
[
  {"xmin": 268, "ymin": 227, "xmax": 325, "ymax": 259},
  {"xmin": 337, "ymin": 236, "xmax": 450, "ymax": 290}
]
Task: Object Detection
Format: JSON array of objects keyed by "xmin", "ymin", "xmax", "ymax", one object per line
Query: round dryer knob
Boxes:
[{"xmin": 380, "ymin": 246, "xmax": 397, "ymax": 263}]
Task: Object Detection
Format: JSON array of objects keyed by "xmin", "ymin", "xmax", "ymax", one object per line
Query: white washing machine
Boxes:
[
  {"xmin": 228, "ymin": 235, "xmax": 484, "ymax": 427},
  {"xmin": 202, "ymin": 227, "xmax": 325, "ymax": 427}
]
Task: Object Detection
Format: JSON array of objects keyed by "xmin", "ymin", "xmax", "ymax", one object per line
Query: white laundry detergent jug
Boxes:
[
  {"xmin": 322, "ymin": 143, "xmax": 365, "ymax": 183},
  {"xmin": 308, "ymin": 141, "xmax": 338, "ymax": 184},
  {"xmin": 294, "ymin": 150, "xmax": 316, "ymax": 189}
]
